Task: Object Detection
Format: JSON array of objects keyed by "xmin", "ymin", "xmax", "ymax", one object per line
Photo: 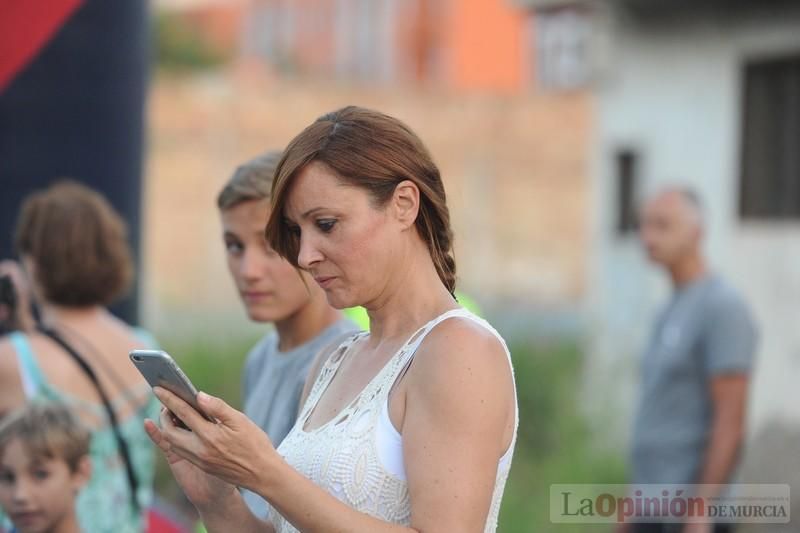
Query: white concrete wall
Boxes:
[{"xmin": 586, "ymin": 7, "xmax": 800, "ymax": 446}]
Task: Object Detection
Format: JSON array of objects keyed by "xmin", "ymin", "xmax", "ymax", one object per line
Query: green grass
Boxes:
[
  {"xmin": 498, "ymin": 341, "xmax": 625, "ymax": 532},
  {"xmin": 154, "ymin": 333, "xmax": 625, "ymax": 532}
]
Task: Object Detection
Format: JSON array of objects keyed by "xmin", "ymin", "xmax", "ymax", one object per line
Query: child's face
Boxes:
[
  {"xmin": 221, "ymin": 199, "xmax": 317, "ymax": 323},
  {"xmin": 0, "ymin": 439, "xmax": 89, "ymax": 533}
]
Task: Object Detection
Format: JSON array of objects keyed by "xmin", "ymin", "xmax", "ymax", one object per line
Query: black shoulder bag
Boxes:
[{"xmin": 37, "ymin": 326, "xmax": 141, "ymax": 514}]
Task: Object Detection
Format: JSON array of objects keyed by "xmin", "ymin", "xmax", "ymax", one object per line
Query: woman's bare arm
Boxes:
[{"xmin": 401, "ymin": 319, "xmax": 514, "ymax": 530}]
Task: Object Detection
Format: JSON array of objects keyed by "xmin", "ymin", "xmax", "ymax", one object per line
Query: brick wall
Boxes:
[{"xmin": 143, "ymin": 67, "xmax": 590, "ymax": 328}]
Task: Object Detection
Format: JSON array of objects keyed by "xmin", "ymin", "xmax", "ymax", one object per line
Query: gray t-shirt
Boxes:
[
  {"xmin": 631, "ymin": 274, "xmax": 758, "ymax": 485},
  {"xmin": 241, "ymin": 318, "xmax": 358, "ymax": 518}
]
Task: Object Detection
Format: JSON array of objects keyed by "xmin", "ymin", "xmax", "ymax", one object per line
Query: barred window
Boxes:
[{"xmin": 739, "ymin": 54, "xmax": 800, "ymax": 219}]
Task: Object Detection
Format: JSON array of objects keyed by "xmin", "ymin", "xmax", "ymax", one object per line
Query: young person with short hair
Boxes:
[{"xmin": 0, "ymin": 403, "xmax": 92, "ymax": 533}]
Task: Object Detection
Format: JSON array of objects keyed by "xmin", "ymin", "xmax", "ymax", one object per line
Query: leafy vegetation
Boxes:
[
  {"xmin": 153, "ymin": 333, "xmax": 625, "ymax": 532},
  {"xmin": 153, "ymin": 12, "xmax": 229, "ymax": 71}
]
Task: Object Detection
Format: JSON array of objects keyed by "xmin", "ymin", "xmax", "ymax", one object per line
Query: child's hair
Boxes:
[
  {"xmin": 0, "ymin": 403, "xmax": 90, "ymax": 472},
  {"xmin": 217, "ymin": 150, "xmax": 283, "ymax": 210}
]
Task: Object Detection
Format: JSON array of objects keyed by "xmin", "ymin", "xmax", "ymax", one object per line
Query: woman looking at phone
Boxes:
[
  {"xmin": 0, "ymin": 181, "xmax": 158, "ymax": 532},
  {"xmin": 147, "ymin": 106, "xmax": 519, "ymax": 532}
]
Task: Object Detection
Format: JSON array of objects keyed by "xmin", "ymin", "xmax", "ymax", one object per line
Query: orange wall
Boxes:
[{"xmin": 444, "ymin": 0, "xmax": 526, "ymax": 92}]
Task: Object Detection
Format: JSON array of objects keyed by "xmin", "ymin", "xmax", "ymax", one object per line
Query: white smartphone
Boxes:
[{"xmin": 129, "ymin": 349, "xmax": 213, "ymax": 426}]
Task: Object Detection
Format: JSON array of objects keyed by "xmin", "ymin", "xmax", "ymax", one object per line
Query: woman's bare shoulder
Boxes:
[
  {"xmin": 410, "ymin": 316, "xmax": 512, "ymax": 399},
  {"xmin": 420, "ymin": 315, "xmax": 508, "ymax": 361}
]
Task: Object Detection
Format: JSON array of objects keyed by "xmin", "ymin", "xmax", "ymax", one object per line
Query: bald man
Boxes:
[{"xmin": 627, "ymin": 188, "xmax": 758, "ymax": 533}]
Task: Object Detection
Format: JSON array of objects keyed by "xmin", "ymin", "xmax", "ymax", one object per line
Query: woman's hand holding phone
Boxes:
[
  {"xmin": 144, "ymin": 411, "xmax": 236, "ymax": 509},
  {"xmin": 129, "ymin": 349, "xmax": 214, "ymax": 429},
  {"xmin": 135, "ymin": 350, "xmax": 280, "ymax": 520},
  {"xmin": 145, "ymin": 387, "xmax": 278, "ymax": 496}
]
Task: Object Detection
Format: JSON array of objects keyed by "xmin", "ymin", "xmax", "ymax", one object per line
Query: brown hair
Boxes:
[
  {"xmin": 14, "ymin": 180, "xmax": 133, "ymax": 307},
  {"xmin": 265, "ymin": 106, "xmax": 456, "ymax": 294},
  {"xmin": 0, "ymin": 402, "xmax": 90, "ymax": 472},
  {"xmin": 217, "ymin": 150, "xmax": 282, "ymax": 210}
]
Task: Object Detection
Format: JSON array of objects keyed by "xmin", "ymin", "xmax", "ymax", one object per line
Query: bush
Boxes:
[
  {"xmin": 498, "ymin": 341, "xmax": 625, "ymax": 532},
  {"xmin": 153, "ymin": 11, "xmax": 228, "ymax": 72}
]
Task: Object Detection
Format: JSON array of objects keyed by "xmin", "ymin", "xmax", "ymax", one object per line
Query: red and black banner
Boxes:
[
  {"xmin": 0, "ymin": 0, "xmax": 83, "ymax": 92},
  {"xmin": 0, "ymin": 0, "xmax": 148, "ymax": 323}
]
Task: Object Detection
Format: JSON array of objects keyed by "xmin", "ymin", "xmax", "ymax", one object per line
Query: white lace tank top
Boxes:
[{"xmin": 269, "ymin": 308, "xmax": 519, "ymax": 532}]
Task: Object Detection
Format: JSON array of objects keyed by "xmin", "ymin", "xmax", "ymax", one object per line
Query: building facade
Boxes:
[{"xmin": 524, "ymin": 0, "xmax": 800, "ymax": 481}]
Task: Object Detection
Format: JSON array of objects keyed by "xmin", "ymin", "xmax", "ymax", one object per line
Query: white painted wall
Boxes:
[{"xmin": 586, "ymin": 7, "xmax": 800, "ymax": 446}]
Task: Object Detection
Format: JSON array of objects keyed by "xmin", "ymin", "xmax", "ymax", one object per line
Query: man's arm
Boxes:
[
  {"xmin": 683, "ymin": 374, "xmax": 748, "ymax": 533},
  {"xmin": 696, "ymin": 374, "xmax": 748, "ymax": 487},
  {"xmin": 696, "ymin": 290, "xmax": 757, "ymax": 492},
  {"xmin": 685, "ymin": 290, "xmax": 756, "ymax": 533}
]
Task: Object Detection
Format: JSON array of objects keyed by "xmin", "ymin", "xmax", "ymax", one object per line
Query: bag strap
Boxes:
[
  {"xmin": 54, "ymin": 323, "xmax": 146, "ymax": 409},
  {"xmin": 37, "ymin": 326, "xmax": 140, "ymax": 513}
]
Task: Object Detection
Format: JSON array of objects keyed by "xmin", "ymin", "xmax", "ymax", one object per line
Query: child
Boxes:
[{"xmin": 0, "ymin": 403, "xmax": 91, "ymax": 533}]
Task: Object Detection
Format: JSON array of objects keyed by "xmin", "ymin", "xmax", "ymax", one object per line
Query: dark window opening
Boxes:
[
  {"xmin": 739, "ymin": 54, "xmax": 800, "ymax": 219},
  {"xmin": 616, "ymin": 149, "xmax": 639, "ymax": 235}
]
